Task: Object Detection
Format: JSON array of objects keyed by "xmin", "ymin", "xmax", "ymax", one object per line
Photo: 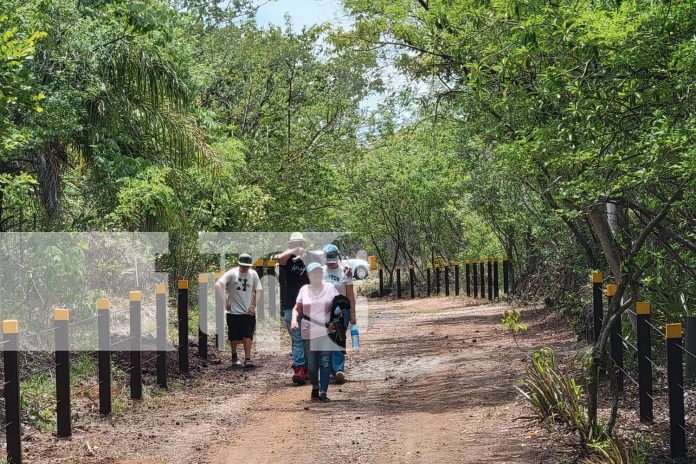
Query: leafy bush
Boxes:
[
  {"xmin": 518, "ymin": 348, "xmax": 635, "ymax": 463},
  {"xmin": 517, "ymin": 348, "xmax": 592, "ymax": 435}
]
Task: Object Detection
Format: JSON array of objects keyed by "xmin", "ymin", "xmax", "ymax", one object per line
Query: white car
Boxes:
[
  {"xmin": 310, "ymin": 251, "xmax": 372, "ymax": 280},
  {"xmin": 343, "ymin": 256, "xmax": 371, "ymax": 280}
]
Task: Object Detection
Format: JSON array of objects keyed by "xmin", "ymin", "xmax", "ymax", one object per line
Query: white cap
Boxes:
[{"xmin": 288, "ymin": 232, "xmax": 307, "ymax": 246}]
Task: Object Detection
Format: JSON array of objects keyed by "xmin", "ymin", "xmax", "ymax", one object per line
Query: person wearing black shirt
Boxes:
[{"xmin": 275, "ymin": 232, "xmax": 312, "ymax": 384}]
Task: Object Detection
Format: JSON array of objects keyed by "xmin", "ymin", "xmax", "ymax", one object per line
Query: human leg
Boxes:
[
  {"xmin": 284, "ymin": 309, "xmax": 305, "ymax": 367},
  {"xmin": 242, "ymin": 315, "xmax": 255, "ymax": 360},
  {"xmin": 304, "ymin": 339, "xmax": 320, "ymax": 387},
  {"xmin": 227, "ymin": 313, "xmax": 242, "ymax": 367},
  {"xmin": 319, "ymin": 349, "xmax": 331, "ymax": 397}
]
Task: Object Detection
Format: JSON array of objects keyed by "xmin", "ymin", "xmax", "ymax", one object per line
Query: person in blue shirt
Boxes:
[{"xmin": 322, "ymin": 244, "xmax": 356, "ymax": 384}]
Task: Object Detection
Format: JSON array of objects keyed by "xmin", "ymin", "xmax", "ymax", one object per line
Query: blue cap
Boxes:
[
  {"xmin": 323, "ymin": 244, "xmax": 339, "ymax": 263},
  {"xmin": 306, "ymin": 262, "xmax": 323, "ymax": 273}
]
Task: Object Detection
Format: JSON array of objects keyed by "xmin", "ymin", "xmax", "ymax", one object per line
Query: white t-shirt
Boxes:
[
  {"xmin": 218, "ymin": 267, "xmax": 262, "ymax": 315},
  {"xmin": 323, "ymin": 264, "xmax": 353, "ymax": 296}
]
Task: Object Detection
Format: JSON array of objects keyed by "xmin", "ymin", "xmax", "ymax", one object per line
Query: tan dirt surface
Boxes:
[{"xmin": 22, "ymin": 297, "xmax": 581, "ymax": 463}]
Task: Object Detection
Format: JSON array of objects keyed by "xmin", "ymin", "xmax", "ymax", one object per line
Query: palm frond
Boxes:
[{"xmin": 79, "ymin": 47, "xmax": 214, "ymax": 167}]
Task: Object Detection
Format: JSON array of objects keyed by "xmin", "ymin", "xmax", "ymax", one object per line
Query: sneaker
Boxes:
[
  {"xmin": 292, "ymin": 366, "xmax": 306, "ymax": 385},
  {"xmin": 318, "ymin": 392, "xmax": 330, "ymax": 402},
  {"xmin": 244, "ymin": 359, "xmax": 255, "ymax": 369},
  {"xmin": 231, "ymin": 355, "xmax": 242, "ymax": 368},
  {"xmin": 311, "ymin": 388, "xmax": 320, "ymax": 402},
  {"xmin": 335, "ymin": 371, "xmax": 345, "ymax": 384}
]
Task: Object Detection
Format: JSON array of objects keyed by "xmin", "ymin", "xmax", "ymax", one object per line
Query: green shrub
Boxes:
[{"xmin": 518, "ymin": 348, "xmax": 635, "ymax": 463}]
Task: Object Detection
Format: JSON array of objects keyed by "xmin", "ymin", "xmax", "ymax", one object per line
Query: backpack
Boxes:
[{"xmin": 300, "ymin": 294, "xmax": 352, "ymax": 344}]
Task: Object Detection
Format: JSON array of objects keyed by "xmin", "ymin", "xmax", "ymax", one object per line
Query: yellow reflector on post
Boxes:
[
  {"xmin": 2, "ymin": 320, "xmax": 19, "ymax": 334},
  {"xmin": 636, "ymin": 301, "xmax": 651, "ymax": 315},
  {"xmin": 666, "ymin": 323, "xmax": 682, "ymax": 339}
]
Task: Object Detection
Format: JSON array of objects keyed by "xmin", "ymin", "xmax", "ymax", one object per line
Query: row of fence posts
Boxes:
[
  {"xmin": 377, "ymin": 257, "xmax": 511, "ymax": 300},
  {"xmin": 1, "ymin": 259, "xmax": 284, "ymax": 464},
  {"xmin": 592, "ymin": 272, "xmax": 691, "ymax": 459},
  {"xmin": 3, "ymin": 289, "xmax": 170, "ymax": 464}
]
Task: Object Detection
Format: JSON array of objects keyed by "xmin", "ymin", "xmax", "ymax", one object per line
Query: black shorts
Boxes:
[{"xmin": 226, "ymin": 314, "xmax": 256, "ymax": 341}]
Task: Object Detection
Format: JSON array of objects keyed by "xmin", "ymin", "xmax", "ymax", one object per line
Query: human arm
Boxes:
[
  {"xmin": 290, "ymin": 302, "xmax": 302, "ymax": 331},
  {"xmin": 275, "ymin": 247, "xmax": 304, "ymax": 266},
  {"xmin": 214, "ymin": 272, "xmax": 232, "ymax": 311},
  {"xmin": 346, "ymin": 284, "xmax": 356, "ymax": 325},
  {"xmin": 247, "ymin": 289, "xmax": 262, "ymax": 315},
  {"xmin": 247, "ymin": 272, "xmax": 263, "ymax": 315}
]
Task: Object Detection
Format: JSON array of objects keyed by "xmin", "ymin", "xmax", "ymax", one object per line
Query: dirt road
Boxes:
[{"xmin": 26, "ymin": 297, "xmax": 579, "ymax": 463}]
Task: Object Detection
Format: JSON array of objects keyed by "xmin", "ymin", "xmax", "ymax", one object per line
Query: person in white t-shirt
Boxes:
[
  {"xmin": 214, "ymin": 253, "xmax": 263, "ymax": 368},
  {"xmin": 322, "ymin": 244, "xmax": 356, "ymax": 384}
]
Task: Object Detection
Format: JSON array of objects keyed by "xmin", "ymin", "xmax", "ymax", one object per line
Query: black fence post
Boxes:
[
  {"xmin": 255, "ymin": 259, "xmax": 265, "ymax": 320},
  {"xmin": 592, "ymin": 272, "xmax": 603, "ymax": 342},
  {"xmin": 3, "ymin": 320, "xmax": 21, "ymax": 464},
  {"xmin": 454, "ymin": 262, "xmax": 460, "ymax": 296},
  {"xmin": 636, "ymin": 301, "xmax": 653, "ymax": 422},
  {"xmin": 487, "ymin": 259, "xmax": 493, "ymax": 301},
  {"xmin": 435, "ymin": 265, "xmax": 441, "ymax": 296},
  {"xmin": 444, "ymin": 263, "xmax": 450, "ymax": 296},
  {"xmin": 472, "ymin": 261, "xmax": 478, "ymax": 298},
  {"xmin": 54, "ymin": 308, "xmax": 71, "ymax": 437},
  {"xmin": 155, "ymin": 284, "xmax": 167, "ymax": 389},
  {"xmin": 267, "ymin": 260, "xmax": 277, "ymax": 318},
  {"xmin": 198, "ymin": 273, "xmax": 208, "ymax": 360},
  {"xmin": 465, "ymin": 261, "xmax": 471, "ymax": 297},
  {"xmin": 214, "ymin": 270, "xmax": 225, "ymax": 351},
  {"xmin": 97, "ymin": 298, "xmax": 111, "ymax": 415},
  {"xmin": 130, "ymin": 291, "xmax": 142, "ymax": 400},
  {"xmin": 666, "ymin": 323, "xmax": 686, "ymax": 459},
  {"xmin": 493, "ymin": 259, "xmax": 499, "ymax": 299},
  {"xmin": 178, "ymin": 280, "xmax": 189, "ymax": 375},
  {"xmin": 685, "ymin": 316, "xmax": 696, "ymax": 381},
  {"xmin": 607, "ymin": 284, "xmax": 623, "ymax": 392},
  {"xmin": 480, "ymin": 261, "xmax": 486, "ymax": 299},
  {"xmin": 378, "ymin": 266, "xmax": 384, "ymax": 298},
  {"xmin": 426, "ymin": 265, "xmax": 431, "ymax": 297},
  {"xmin": 396, "ymin": 267, "xmax": 402, "ymax": 299},
  {"xmin": 503, "ymin": 256, "xmax": 510, "ymax": 295},
  {"xmin": 409, "ymin": 265, "xmax": 415, "ymax": 299}
]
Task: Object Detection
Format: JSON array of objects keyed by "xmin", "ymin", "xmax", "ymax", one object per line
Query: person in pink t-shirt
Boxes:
[{"xmin": 291, "ymin": 262, "xmax": 338, "ymax": 402}]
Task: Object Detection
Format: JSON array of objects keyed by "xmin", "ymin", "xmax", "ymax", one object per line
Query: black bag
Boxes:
[
  {"xmin": 300, "ymin": 294, "xmax": 352, "ymax": 345},
  {"xmin": 328, "ymin": 294, "xmax": 351, "ymax": 346}
]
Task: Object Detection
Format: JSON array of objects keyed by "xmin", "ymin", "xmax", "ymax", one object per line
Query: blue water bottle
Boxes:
[{"xmin": 351, "ymin": 325, "xmax": 360, "ymax": 350}]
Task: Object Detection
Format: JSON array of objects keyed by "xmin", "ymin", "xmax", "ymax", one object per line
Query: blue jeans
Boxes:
[
  {"xmin": 331, "ymin": 350, "xmax": 345, "ymax": 375},
  {"xmin": 304, "ymin": 337, "xmax": 331, "ymax": 394},
  {"xmin": 283, "ymin": 308, "xmax": 305, "ymax": 367}
]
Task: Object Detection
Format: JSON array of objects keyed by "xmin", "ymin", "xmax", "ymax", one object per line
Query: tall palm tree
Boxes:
[{"xmin": 35, "ymin": 47, "xmax": 212, "ymax": 218}]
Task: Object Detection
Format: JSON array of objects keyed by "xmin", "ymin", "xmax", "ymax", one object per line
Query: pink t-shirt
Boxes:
[{"xmin": 296, "ymin": 282, "xmax": 339, "ymax": 339}]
